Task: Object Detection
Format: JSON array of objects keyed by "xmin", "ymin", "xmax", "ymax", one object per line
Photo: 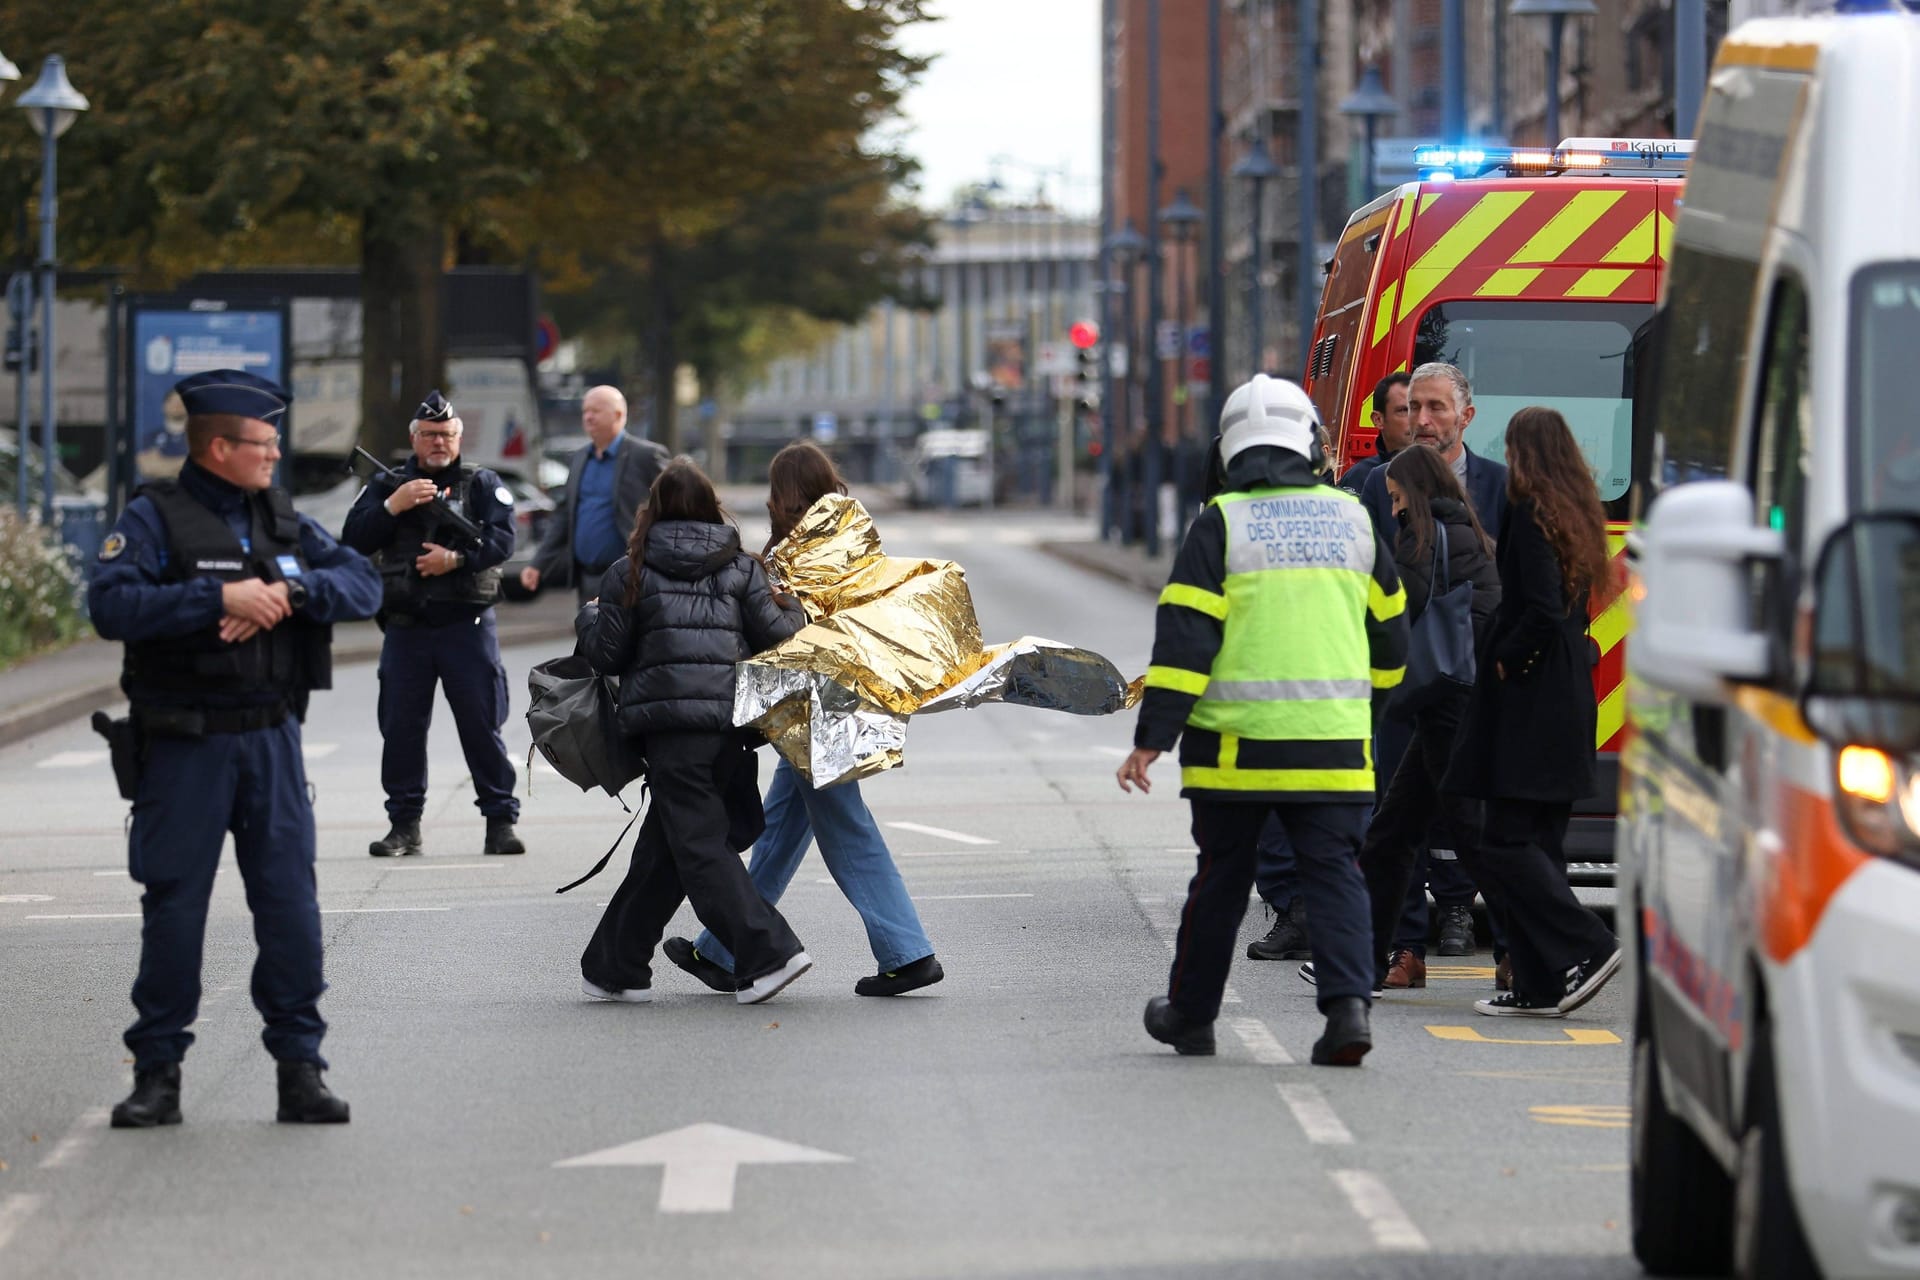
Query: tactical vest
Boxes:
[
  {"xmin": 122, "ymin": 481, "xmax": 332, "ymax": 707},
  {"xmin": 1180, "ymin": 486, "xmax": 1382, "ymax": 796},
  {"xmin": 370, "ymin": 464, "xmax": 501, "ymax": 617}
]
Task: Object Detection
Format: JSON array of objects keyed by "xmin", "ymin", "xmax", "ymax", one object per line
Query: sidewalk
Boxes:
[
  {"xmin": 1036, "ymin": 535, "xmax": 1172, "ymax": 597},
  {"xmin": 0, "ymin": 592, "xmax": 582, "ymax": 750}
]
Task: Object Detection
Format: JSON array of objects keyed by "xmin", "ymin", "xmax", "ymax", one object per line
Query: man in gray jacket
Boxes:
[{"xmin": 519, "ymin": 385, "xmax": 669, "ymax": 602}]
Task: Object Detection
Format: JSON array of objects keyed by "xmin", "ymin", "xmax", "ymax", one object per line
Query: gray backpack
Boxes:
[{"xmin": 526, "ymin": 654, "xmax": 646, "ymax": 800}]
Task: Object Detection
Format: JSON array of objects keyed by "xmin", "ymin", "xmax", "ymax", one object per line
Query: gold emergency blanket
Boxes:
[{"xmin": 732, "ymin": 494, "xmax": 1143, "ymax": 788}]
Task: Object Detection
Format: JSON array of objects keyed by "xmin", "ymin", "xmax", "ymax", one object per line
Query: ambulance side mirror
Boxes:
[
  {"xmin": 1800, "ymin": 514, "xmax": 1920, "ymax": 753},
  {"xmin": 1630, "ymin": 481, "xmax": 1784, "ymax": 703}
]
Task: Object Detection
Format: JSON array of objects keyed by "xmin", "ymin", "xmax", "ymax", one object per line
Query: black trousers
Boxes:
[
  {"xmin": 1359, "ymin": 697, "xmax": 1486, "ymax": 973},
  {"xmin": 1471, "ymin": 798, "xmax": 1616, "ymax": 998},
  {"xmin": 1171, "ymin": 800, "xmax": 1373, "ymax": 1018},
  {"xmin": 581, "ymin": 731, "xmax": 802, "ymax": 990}
]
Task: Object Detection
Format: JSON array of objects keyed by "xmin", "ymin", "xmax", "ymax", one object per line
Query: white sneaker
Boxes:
[
  {"xmin": 582, "ymin": 977, "xmax": 653, "ymax": 1004},
  {"xmin": 1297, "ymin": 962, "xmax": 1385, "ymax": 999},
  {"xmin": 736, "ymin": 952, "xmax": 812, "ymax": 1005}
]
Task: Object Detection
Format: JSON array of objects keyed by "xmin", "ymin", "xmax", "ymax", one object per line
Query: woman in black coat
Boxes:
[
  {"xmin": 575, "ymin": 460, "xmax": 813, "ymax": 1006},
  {"xmin": 1444, "ymin": 408, "xmax": 1619, "ymax": 1017},
  {"xmin": 1349, "ymin": 445, "xmax": 1501, "ymax": 992}
]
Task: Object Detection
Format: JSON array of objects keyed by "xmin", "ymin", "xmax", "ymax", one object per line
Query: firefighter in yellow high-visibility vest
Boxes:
[{"xmin": 1118, "ymin": 374, "xmax": 1408, "ymax": 1066}]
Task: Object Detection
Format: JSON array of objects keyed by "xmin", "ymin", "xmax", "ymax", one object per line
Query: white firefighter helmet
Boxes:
[{"xmin": 1217, "ymin": 373, "xmax": 1319, "ymax": 463}]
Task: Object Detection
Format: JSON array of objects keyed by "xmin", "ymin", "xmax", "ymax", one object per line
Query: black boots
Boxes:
[
  {"xmin": 482, "ymin": 816, "xmax": 525, "ymax": 856},
  {"xmin": 1247, "ymin": 896, "xmax": 1312, "ymax": 961},
  {"xmin": 1310, "ymin": 996, "xmax": 1373, "ymax": 1067},
  {"xmin": 276, "ymin": 1061, "xmax": 351, "ymax": 1124},
  {"xmin": 369, "ymin": 819, "xmax": 422, "ymax": 858},
  {"xmin": 110, "ymin": 1063, "xmax": 182, "ymax": 1128},
  {"xmin": 1143, "ymin": 996, "xmax": 1216, "ymax": 1056},
  {"xmin": 854, "ymin": 955, "xmax": 945, "ymax": 997}
]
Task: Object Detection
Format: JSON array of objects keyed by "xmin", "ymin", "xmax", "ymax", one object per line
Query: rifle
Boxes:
[{"xmin": 350, "ymin": 445, "xmax": 486, "ymax": 547}]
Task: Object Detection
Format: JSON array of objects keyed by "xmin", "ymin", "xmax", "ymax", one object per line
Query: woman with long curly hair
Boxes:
[
  {"xmin": 665, "ymin": 442, "xmax": 944, "ymax": 997},
  {"xmin": 1444, "ymin": 407, "xmax": 1620, "ymax": 1018}
]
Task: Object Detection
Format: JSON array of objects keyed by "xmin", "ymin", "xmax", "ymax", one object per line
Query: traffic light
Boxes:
[{"xmin": 1070, "ymin": 320, "xmax": 1101, "ymax": 395}]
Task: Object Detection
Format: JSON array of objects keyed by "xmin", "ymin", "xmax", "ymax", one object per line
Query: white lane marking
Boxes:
[
  {"xmin": 319, "ymin": 907, "xmax": 453, "ymax": 914},
  {"xmin": 0, "ymin": 1193, "xmax": 45, "ymax": 1253},
  {"xmin": 0, "ymin": 895, "xmax": 53, "ymax": 904},
  {"xmin": 896, "ymin": 849, "xmax": 1003, "ymax": 859},
  {"xmin": 914, "ymin": 893, "xmax": 1034, "ymax": 901},
  {"xmin": 555, "ymin": 1123, "xmax": 850, "ymax": 1214},
  {"xmin": 1277, "ymin": 1083, "xmax": 1354, "ymax": 1145},
  {"xmin": 27, "ymin": 913, "xmax": 141, "ymax": 921},
  {"xmin": 301, "ymin": 743, "xmax": 339, "ymax": 760},
  {"xmin": 1329, "ymin": 1170, "xmax": 1430, "ymax": 1252},
  {"xmin": 1227, "ymin": 1018, "xmax": 1296, "ymax": 1065},
  {"xmin": 379, "ymin": 863, "xmax": 502, "ymax": 872},
  {"xmin": 36, "ymin": 750, "xmax": 108, "ymax": 768},
  {"xmin": 38, "ymin": 1108, "xmax": 109, "ymax": 1169},
  {"xmin": 884, "ymin": 822, "xmax": 997, "ymax": 846}
]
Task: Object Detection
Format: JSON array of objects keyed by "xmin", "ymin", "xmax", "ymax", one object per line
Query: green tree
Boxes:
[{"xmin": 0, "ymin": 0, "xmax": 929, "ymax": 457}]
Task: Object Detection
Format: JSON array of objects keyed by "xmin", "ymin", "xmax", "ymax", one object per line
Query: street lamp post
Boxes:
[
  {"xmin": 1511, "ymin": 0, "xmax": 1596, "ymax": 147},
  {"xmin": 1232, "ymin": 138, "xmax": 1279, "ymax": 381},
  {"xmin": 18, "ymin": 56, "xmax": 87, "ymax": 529},
  {"xmin": 1159, "ymin": 188, "xmax": 1203, "ymax": 531},
  {"xmin": 1104, "ymin": 221, "xmax": 1147, "ymax": 543},
  {"xmin": 1338, "ymin": 66, "xmax": 1400, "ymax": 202}
]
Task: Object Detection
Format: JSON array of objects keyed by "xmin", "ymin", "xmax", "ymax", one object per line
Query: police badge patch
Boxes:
[
  {"xmin": 495, "ymin": 485, "xmax": 514, "ymax": 505},
  {"xmin": 99, "ymin": 532, "xmax": 126, "ymax": 561}
]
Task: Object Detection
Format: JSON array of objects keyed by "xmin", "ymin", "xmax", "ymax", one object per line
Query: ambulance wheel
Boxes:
[
  {"xmin": 1631, "ymin": 987, "xmax": 1733, "ymax": 1274},
  {"xmin": 1732, "ymin": 1018, "xmax": 1822, "ymax": 1280}
]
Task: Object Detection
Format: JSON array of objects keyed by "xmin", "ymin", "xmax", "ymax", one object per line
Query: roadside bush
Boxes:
[{"xmin": 0, "ymin": 507, "xmax": 85, "ymax": 668}]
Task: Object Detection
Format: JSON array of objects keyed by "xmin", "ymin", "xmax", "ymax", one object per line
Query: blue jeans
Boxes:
[{"xmin": 693, "ymin": 758, "xmax": 935, "ymax": 974}]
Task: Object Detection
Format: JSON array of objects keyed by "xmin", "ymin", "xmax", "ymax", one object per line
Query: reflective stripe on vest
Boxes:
[{"xmin": 1184, "ymin": 486, "xmax": 1379, "ymax": 794}]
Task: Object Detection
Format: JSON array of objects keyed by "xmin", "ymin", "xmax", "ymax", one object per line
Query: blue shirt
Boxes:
[{"xmin": 572, "ymin": 435, "xmax": 626, "ymax": 569}]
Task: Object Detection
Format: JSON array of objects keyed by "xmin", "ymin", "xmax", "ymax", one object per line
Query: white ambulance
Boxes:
[{"xmin": 1625, "ymin": 8, "xmax": 1920, "ymax": 1278}]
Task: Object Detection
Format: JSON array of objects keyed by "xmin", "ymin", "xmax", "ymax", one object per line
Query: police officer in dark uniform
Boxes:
[
  {"xmin": 87, "ymin": 369, "xmax": 382, "ymax": 1128},
  {"xmin": 341, "ymin": 391, "xmax": 523, "ymax": 858}
]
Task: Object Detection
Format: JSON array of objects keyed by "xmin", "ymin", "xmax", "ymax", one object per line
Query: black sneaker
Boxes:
[
  {"xmin": 1437, "ymin": 904, "xmax": 1475, "ymax": 956},
  {"xmin": 663, "ymin": 936, "xmax": 734, "ymax": 994},
  {"xmin": 1143, "ymin": 996, "xmax": 1215, "ymax": 1056},
  {"xmin": 855, "ymin": 955, "xmax": 944, "ymax": 997},
  {"xmin": 1557, "ymin": 948, "xmax": 1623, "ymax": 1014},
  {"xmin": 1474, "ymin": 990, "xmax": 1563, "ymax": 1018},
  {"xmin": 1297, "ymin": 961, "xmax": 1386, "ymax": 1000},
  {"xmin": 1247, "ymin": 897, "xmax": 1311, "ymax": 961}
]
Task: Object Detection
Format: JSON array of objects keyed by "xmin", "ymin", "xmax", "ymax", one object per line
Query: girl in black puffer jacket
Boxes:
[
  {"xmin": 576, "ymin": 460, "xmax": 812, "ymax": 1006},
  {"xmin": 1355, "ymin": 444, "xmax": 1501, "ymax": 991}
]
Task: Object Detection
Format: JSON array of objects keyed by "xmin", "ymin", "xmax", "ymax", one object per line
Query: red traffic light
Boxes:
[{"xmin": 1069, "ymin": 321, "xmax": 1100, "ymax": 350}]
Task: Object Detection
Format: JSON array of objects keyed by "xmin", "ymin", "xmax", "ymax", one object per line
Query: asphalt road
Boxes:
[{"xmin": 0, "ymin": 507, "xmax": 1647, "ymax": 1280}]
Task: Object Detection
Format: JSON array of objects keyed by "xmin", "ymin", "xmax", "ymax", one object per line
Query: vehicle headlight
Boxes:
[{"xmin": 1837, "ymin": 745, "xmax": 1920, "ymax": 864}]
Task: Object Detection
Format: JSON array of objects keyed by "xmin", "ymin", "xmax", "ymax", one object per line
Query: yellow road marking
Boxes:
[
  {"xmin": 1531, "ymin": 1105, "xmax": 1630, "ymax": 1129},
  {"xmin": 1426, "ymin": 1026, "xmax": 1623, "ymax": 1046},
  {"xmin": 1510, "ymin": 190, "xmax": 1624, "ymax": 264},
  {"xmin": 1426, "ymin": 965, "xmax": 1496, "ymax": 980},
  {"xmin": 1399, "ymin": 192, "xmax": 1533, "ymax": 318}
]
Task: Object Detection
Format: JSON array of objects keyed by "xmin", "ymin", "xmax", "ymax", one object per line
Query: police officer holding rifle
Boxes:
[
  {"xmin": 342, "ymin": 391, "xmax": 524, "ymax": 858},
  {"xmin": 88, "ymin": 369, "xmax": 381, "ymax": 1128}
]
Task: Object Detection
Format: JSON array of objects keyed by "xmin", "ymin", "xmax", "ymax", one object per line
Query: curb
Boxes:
[
  {"xmin": 1037, "ymin": 540, "xmax": 1167, "ymax": 597},
  {"xmin": 0, "ymin": 618, "xmax": 579, "ymax": 751}
]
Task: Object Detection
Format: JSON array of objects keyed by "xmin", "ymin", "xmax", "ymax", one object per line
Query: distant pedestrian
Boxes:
[
  {"xmin": 1119, "ymin": 374, "xmax": 1407, "ymax": 1066},
  {"xmin": 520, "ymin": 385, "xmax": 668, "ymax": 604},
  {"xmin": 1444, "ymin": 407, "xmax": 1620, "ymax": 1017},
  {"xmin": 341, "ymin": 391, "xmax": 524, "ymax": 858},
  {"xmin": 576, "ymin": 459, "xmax": 813, "ymax": 1005},
  {"xmin": 1358, "ymin": 362, "xmax": 1509, "ymax": 543},
  {"xmin": 88, "ymin": 369, "xmax": 381, "ymax": 1128},
  {"xmin": 665, "ymin": 442, "xmax": 943, "ymax": 998},
  {"xmin": 1337, "ymin": 371, "xmax": 1413, "ymax": 497}
]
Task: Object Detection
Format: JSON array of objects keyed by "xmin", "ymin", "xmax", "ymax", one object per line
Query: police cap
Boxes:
[
  {"xmin": 173, "ymin": 369, "xmax": 291, "ymax": 424},
  {"xmin": 414, "ymin": 390, "xmax": 455, "ymax": 423}
]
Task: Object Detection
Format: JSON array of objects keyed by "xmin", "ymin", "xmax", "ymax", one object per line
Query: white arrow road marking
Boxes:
[
  {"xmin": 36, "ymin": 751, "xmax": 108, "ymax": 769},
  {"xmin": 1330, "ymin": 1170, "xmax": 1429, "ymax": 1251},
  {"xmin": 555, "ymin": 1123, "xmax": 850, "ymax": 1213},
  {"xmin": 0, "ymin": 1194, "xmax": 44, "ymax": 1253},
  {"xmin": 884, "ymin": 821, "xmax": 996, "ymax": 846}
]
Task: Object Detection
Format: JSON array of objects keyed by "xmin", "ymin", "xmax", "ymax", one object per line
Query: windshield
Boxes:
[
  {"xmin": 1414, "ymin": 300, "xmax": 1649, "ymax": 516},
  {"xmin": 1853, "ymin": 263, "xmax": 1920, "ymax": 514}
]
